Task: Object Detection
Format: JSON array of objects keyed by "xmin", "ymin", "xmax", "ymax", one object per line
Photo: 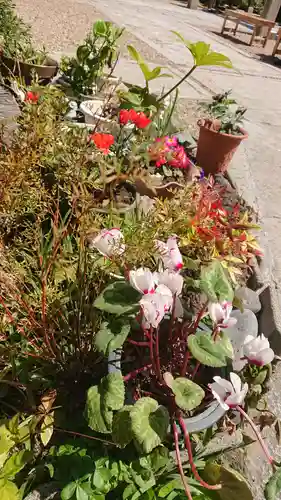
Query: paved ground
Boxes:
[{"xmin": 12, "ymin": 0, "xmax": 281, "ymax": 495}]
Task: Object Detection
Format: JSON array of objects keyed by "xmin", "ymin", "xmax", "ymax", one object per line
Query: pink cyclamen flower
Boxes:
[
  {"xmin": 209, "ymin": 372, "xmax": 248, "ymax": 411},
  {"xmin": 156, "ymin": 236, "xmax": 183, "ymax": 272},
  {"xmin": 243, "ymin": 334, "xmax": 274, "ymax": 367},
  {"xmin": 89, "ymin": 228, "xmax": 125, "ymax": 258},
  {"xmin": 129, "ymin": 268, "xmax": 158, "ymax": 295},
  {"xmin": 157, "ymin": 269, "xmax": 183, "ymax": 296},
  {"xmin": 140, "ymin": 285, "xmax": 172, "ymax": 329},
  {"xmin": 208, "ymin": 301, "xmax": 237, "ymax": 329}
]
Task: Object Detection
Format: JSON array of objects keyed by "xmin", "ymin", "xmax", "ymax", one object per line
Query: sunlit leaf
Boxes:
[
  {"xmin": 188, "ymin": 331, "xmax": 233, "ymax": 367},
  {"xmin": 169, "ymin": 377, "xmax": 204, "ymax": 411},
  {"xmin": 94, "ymin": 281, "xmax": 140, "ymax": 316},
  {"xmin": 130, "ymin": 398, "xmax": 169, "ymax": 454}
]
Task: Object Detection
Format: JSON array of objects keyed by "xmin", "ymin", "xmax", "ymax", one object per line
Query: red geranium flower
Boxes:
[
  {"xmin": 133, "ymin": 111, "xmax": 151, "ymax": 129},
  {"xmin": 90, "ymin": 133, "xmax": 114, "ymax": 154},
  {"xmin": 119, "ymin": 109, "xmax": 130, "ymax": 125},
  {"xmin": 25, "ymin": 91, "xmax": 39, "ymax": 103}
]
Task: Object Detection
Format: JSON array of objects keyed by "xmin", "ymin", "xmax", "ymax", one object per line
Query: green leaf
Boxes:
[
  {"xmin": 169, "ymin": 377, "xmax": 204, "ymax": 411},
  {"xmin": 0, "ymin": 425, "xmax": 14, "ymax": 457},
  {"xmin": 0, "ymin": 479, "xmax": 19, "ymax": 500},
  {"xmin": 127, "ymin": 45, "xmax": 144, "ymax": 65},
  {"xmin": 94, "ymin": 321, "xmax": 130, "ymax": 355},
  {"xmin": 158, "ymin": 478, "xmax": 183, "ymax": 497},
  {"xmin": 265, "ymin": 466, "xmax": 281, "ymax": 500},
  {"xmin": 85, "ymin": 386, "xmax": 113, "ymax": 434},
  {"xmin": 172, "ymin": 33, "xmax": 232, "ymax": 69},
  {"xmin": 101, "ymin": 372, "xmax": 125, "ymax": 411},
  {"xmin": 130, "ymin": 398, "xmax": 169, "ymax": 454},
  {"xmin": 76, "ymin": 484, "xmax": 89, "ymax": 500},
  {"xmin": 93, "ymin": 20, "xmax": 107, "ymax": 36},
  {"xmin": 188, "ymin": 332, "xmax": 233, "ymax": 368},
  {"xmin": 112, "ymin": 406, "xmax": 133, "ymax": 448},
  {"xmin": 94, "ymin": 281, "xmax": 140, "ymax": 316},
  {"xmin": 61, "ymin": 481, "xmax": 77, "ymax": 500},
  {"xmin": 203, "ymin": 463, "xmax": 253, "ymax": 500},
  {"xmin": 0, "ymin": 450, "xmax": 32, "ymax": 480},
  {"xmin": 200, "ymin": 261, "xmax": 234, "ymax": 302},
  {"xmin": 40, "ymin": 413, "xmax": 54, "ymax": 446}
]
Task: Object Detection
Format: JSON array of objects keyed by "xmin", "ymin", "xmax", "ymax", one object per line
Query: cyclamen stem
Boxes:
[
  {"xmin": 155, "ymin": 327, "xmax": 162, "ymax": 381},
  {"xmin": 236, "ymin": 406, "xmax": 276, "ymax": 471},
  {"xmin": 158, "ymin": 65, "xmax": 196, "ymax": 103},
  {"xmin": 123, "ymin": 364, "xmax": 152, "ymax": 382},
  {"xmin": 173, "ymin": 422, "xmax": 193, "ymax": 500},
  {"xmin": 179, "ymin": 416, "xmax": 222, "ymax": 491}
]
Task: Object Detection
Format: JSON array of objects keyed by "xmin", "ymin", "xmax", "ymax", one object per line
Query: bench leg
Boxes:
[
  {"xmin": 221, "ymin": 15, "xmax": 228, "ymax": 35},
  {"xmin": 263, "ymin": 26, "xmax": 272, "ymax": 48},
  {"xmin": 233, "ymin": 20, "xmax": 239, "ymax": 36},
  {"xmin": 250, "ymin": 25, "xmax": 257, "ymax": 46},
  {"xmin": 273, "ymin": 33, "xmax": 281, "ymax": 56}
]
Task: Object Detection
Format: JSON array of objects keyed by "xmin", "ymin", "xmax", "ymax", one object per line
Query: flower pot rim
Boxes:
[
  {"xmin": 1, "ymin": 54, "xmax": 58, "ymax": 70},
  {"xmin": 107, "ymin": 349, "xmax": 226, "ymax": 433},
  {"xmin": 198, "ymin": 119, "xmax": 248, "ymax": 140}
]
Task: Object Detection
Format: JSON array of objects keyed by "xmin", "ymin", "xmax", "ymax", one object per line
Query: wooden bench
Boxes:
[
  {"xmin": 221, "ymin": 9, "xmax": 275, "ymax": 47},
  {"xmin": 272, "ymin": 28, "xmax": 281, "ymax": 56}
]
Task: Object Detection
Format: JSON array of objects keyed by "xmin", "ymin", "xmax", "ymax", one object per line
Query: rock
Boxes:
[
  {"xmin": 235, "ymin": 286, "xmax": 261, "ymax": 314},
  {"xmin": 25, "ymin": 483, "xmax": 60, "ymax": 500}
]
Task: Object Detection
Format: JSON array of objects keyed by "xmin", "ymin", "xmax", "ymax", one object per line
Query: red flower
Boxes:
[
  {"xmin": 25, "ymin": 91, "xmax": 39, "ymax": 103},
  {"xmin": 90, "ymin": 133, "xmax": 114, "ymax": 154},
  {"xmin": 133, "ymin": 111, "xmax": 151, "ymax": 129},
  {"xmin": 119, "ymin": 109, "xmax": 130, "ymax": 125}
]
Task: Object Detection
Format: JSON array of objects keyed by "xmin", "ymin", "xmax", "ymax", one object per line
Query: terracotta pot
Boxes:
[
  {"xmin": 0, "ymin": 55, "xmax": 58, "ymax": 84},
  {"xmin": 196, "ymin": 119, "xmax": 248, "ymax": 174}
]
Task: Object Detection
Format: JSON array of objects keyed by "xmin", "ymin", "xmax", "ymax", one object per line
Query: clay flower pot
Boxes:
[
  {"xmin": 79, "ymin": 99, "xmax": 119, "ymax": 135},
  {"xmin": 0, "ymin": 55, "xmax": 58, "ymax": 85},
  {"xmin": 196, "ymin": 119, "xmax": 248, "ymax": 174}
]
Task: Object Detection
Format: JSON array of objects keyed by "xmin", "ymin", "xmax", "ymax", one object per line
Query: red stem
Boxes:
[
  {"xmin": 127, "ymin": 339, "xmax": 150, "ymax": 347},
  {"xmin": 191, "ymin": 361, "xmax": 201, "ymax": 380},
  {"xmin": 236, "ymin": 406, "xmax": 276, "ymax": 471},
  {"xmin": 149, "ymin": 326, "xmax": 156, "ymax": 373},
  {"xmin": 179, "ymin": 416, "xmax": 221, "ymax": 490},
  {"xmin": 54, "ymin": 427, "xmax": 115, "ymax": 446},
  {"xmin": 168, "ymin": 296, "xmax": 176, "ymax": 343},
  {"xmin": 155, "ymin": 326, "xmax": 162, "ymax": 381},
  {"xmin": 172, "ymin": 422, "xmax": 193, "ymax": 500},
  {"xmin": 123, "ymin": 364, "xmax": 152, "ymax": 382}
]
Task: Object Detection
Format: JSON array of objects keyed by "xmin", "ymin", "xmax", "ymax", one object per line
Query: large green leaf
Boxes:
[
  {"xmin": 200, "ymin": 261, "xmax": 234, "ymax": 302},
  {"xmin": 40, "ymin": 413, "xmax": 54, "ymax": 446},
  {"xmin": 0, "ymin": 450, "xmax": 32, "ymax": 480},
  {"xmin": 85, "ymin": 386, "xmax": 113, "ymax": 434},
  {"xmin": 85, "ymin": 373, "xmax": 124, "ymax": 434},
  {"xmin": 169, "ymin": 377, "xmax": 204, "ymax": 411},
  {"xmin": 101, "ymin": 372, "xmax": 125, "ymax": 411},
  {"xmin": 264, "ymin": 466, "xmax": 281, "ymax": 500},
  {"xmin": 172, "ymin": 33, "xmax": 232, "ymax": 69},
  {"xmin": 0, "ymin": 426, "xmax": 14, "ymax": 457},
  {"xmin": 0, "ymin": 479, "xmax": 19, "ymax": 500},
  {"xmin": 94, "ymin": 281, "xmax": 140, "ymax": 316},
  {"xmin": 94, "ymin": 321, "xmax": 130, "ymax": 355},
  {"xmin": 112, "ymin": 406, "xmax": 133, "ymax": 448},
  {"xmin": 188, "ymin": 332, "xmax": 233, "ymax": 367},
  {"xmin": 93, "ymin": 20, "xmax": 107, "ymax": 36},
  {"xmin": 130, "ymin": 398, "xmax": 169, "ymax": 454},
  {"xmin": 61, "ymin": 481, "xmax": 77, "ymax": 500},
  {"xmin": 203, "ymin": 463, "xmax": 253, "ymax": 500}
]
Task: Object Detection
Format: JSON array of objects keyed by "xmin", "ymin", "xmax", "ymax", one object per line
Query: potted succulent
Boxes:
[
  {"xmin": 59, "ymin": 20, "xmax": 124, "ymax": 101},
  {"xmin": 0, "ymin": 0, "xmax": 57, "ymax": 84},
  {"xmin": 196, "ymin": 91, "xmax": 248, "ymax": 174}
]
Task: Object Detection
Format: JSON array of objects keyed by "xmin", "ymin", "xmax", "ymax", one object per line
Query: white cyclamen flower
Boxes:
[
  {"xmin": 156, "ymin": 236, "xmax": 183, "ymax": 272},
  {"xmin": 209, "ymin": 372, "xmax": 248, "ymax": 411},
  {"xmin": 208, "ymin": 301, "xmax": 237, "ymax": 329},
  {"xmin": 90, "ymin": 228, "xmax": 125, "ymax": 258},
  {"xmin": 140, "ymin": 285, "xmax": 173, "ymax": 329},
  {"xmin": 157, "ymin": 269, "xmax": 183, "ymax": 296},
  {"xmin": 129, "ymin": 268, "xmax": 158, "ymax": 295},
  {"xmin": 243, "ymin": 334, "xmax": 274, "ymax": 366}
]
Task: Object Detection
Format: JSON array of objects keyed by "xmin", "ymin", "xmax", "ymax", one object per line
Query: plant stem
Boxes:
[
  {"xmin": 127, "ymin": 339, "xmax": 150, "ymax": 347},
  {"xmin": 123, "ymin": 364, "xmax": 152, "ymax": 382},
  {"xmin": 158, "ymin": 65, "xmax": 196, "ymax": 103},
  {"xmin": 236, "ymin": 406, "xmax": 276, "ymax": 471},
  {"xmin": 155, "ymin": 326, "xmax": 162, "ymax": 381},
  {"xmin": 168, "ymin": 296, "xmax": 176, "ymax": 343},
  {"xmin": 191, "ymin": 361, "xmax": 201, "ymax": 380},
  {"xmin": 172, "ymin": 422, "xmax": 193, "ymax": 500},
  {"xmin": 179, "ymin": 416, "xmax": 221, "ymax": 490},
  {"xmin": 54, "ymin": 427, "xmax": 115, "ymax": 446}
]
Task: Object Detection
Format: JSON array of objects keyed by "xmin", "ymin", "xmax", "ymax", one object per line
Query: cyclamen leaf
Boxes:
[
  {"xmin": 112, "ymin": 406, "xmax": 133, "ymax": 447},
  {"xmin": 200, "ymin": 261, "xmax": 234, "ymax": 302},
  {"xmin": 130, "ymin": 398, "xmax": 169, "ymax": 454},
  {"xmin": 101, "ymin": 372, "xmax": 125, "ymax": 411},
  {"xmin": 265, "ymin": 466, "xmax": 281, "ymax": 500},
  {"xmin": 94, "ymin": 281, "xmax": 140, "ymax": 316},
  {"xmin": 85, "ymin": 386, "xmax": 113, "ymax": 434},
  {"xmin": 170, "ymin": 378, "xmax": 204, "ymax": 411},
  {"xmin": 0, "ymin": 479, "xmax": 19, "ymax": 500},
  {"xmin": 94, "ymin": 321, "xmax": 130, "ymax": 355},
  {"xmin": 188, "ymin": 332, "xmax": 233, "ymax": 368}
]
